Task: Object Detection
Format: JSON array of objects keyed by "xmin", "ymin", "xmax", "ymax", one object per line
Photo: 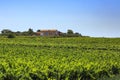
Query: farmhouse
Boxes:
[{"xmin": 36, "ymin": 29, "xmax": 61, "ymax": 36}]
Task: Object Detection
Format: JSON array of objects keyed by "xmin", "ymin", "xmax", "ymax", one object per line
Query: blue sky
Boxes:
[{"xmin": 0, "ymin": 0, "xmax": 120, "ymax": 37}]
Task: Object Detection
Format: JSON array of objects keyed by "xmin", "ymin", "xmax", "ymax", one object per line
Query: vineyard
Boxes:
[{"xmin": 0, "ymin": 37, "xmax": 120, "ymax": 80}]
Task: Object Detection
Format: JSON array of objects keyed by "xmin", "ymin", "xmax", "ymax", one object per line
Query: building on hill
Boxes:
[{"xmin": 36, "ymin": 29, "xmax": 61, "ymax": 36}]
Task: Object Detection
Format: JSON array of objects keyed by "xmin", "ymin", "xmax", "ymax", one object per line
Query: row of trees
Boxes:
[
  {"xmin": 1, "ymin": 28, "xmax": 34, "ymax": 36},
  {"xmin": 0, "ymin": 28, "xmax": 82, "ymax": 37},
  {"xmin": 60, "ymin": 29, "xmax": 82, "ymax": 37}
]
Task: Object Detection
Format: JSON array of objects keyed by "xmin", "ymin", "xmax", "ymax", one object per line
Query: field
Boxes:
[{"xmin": 0, "ymin": 37, "xmax": 120, "ymax": 80}]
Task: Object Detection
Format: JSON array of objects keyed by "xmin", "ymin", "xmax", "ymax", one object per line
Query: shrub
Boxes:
[{"xmin": 7, "ymin": 34, "xmax": 15, "ymax": 38}]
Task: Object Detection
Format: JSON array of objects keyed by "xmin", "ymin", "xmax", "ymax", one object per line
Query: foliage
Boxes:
[
  {"xmin": 7, "ymin": 34, "xmax": 16, "ymax": 38},
  {"xmin": 37, "ymin": 29, "xmax": 41, "ymax": 32},
  {"xmin": 59, "ymin": 29, "xmax": 82, "ymax": 37},
  {"xmin": 28, "ymin": 28, "xmax": 34, "ymax": 36},
  {"xmin": 1, "ymin": 29, "xmax": 12, "ymax": 34},
  {"xmin": 0, "ymin": 37, "xmax": 120, "ymax": 80},
  {"xmin": 1, "ymin": 29, "xmax": 13, "ymax": 36},
  {"xmin": 67, "ymin": 29, "xmax": 74, "ymax": 34}
]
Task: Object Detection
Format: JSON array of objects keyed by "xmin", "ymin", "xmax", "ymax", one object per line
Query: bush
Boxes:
[{"xmin": 7, "ymin": 34, "xmax": 15, "ymax": 38}]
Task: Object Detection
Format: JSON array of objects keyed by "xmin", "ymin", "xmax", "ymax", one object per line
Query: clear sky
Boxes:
[{"xmin": 0, "ymin": 0, "xmax": 120, "ymax": 37}]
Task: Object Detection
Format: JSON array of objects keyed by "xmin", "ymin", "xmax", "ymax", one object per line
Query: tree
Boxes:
[
  {"xmin": 67, "ymin": 29, "xmax": 74, "ymax": 34},
  {"xmin": 37, "ymin": 30, "xmax": 41, "ymax": 32},
  {"xmin": 1, "ymin": 29, "xmax": 12, "ymax": 34},
  {"xmin": 28, "ymin": 28, "xmax": 34, "ymax": 36},
  {"xmin": 75, "ymin": 32, "xmax": 82, "ymax": 37},
  {"xmin": 1, "ymin": 29, "xmax": 13, "ymax": 36},
  {"xmin": 21, "ymin": 31, "xmax": 28, "ymax": 36},
  {"xmin": 14, "ymin": 31, "xmax": 22, "ymax": 36}
]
